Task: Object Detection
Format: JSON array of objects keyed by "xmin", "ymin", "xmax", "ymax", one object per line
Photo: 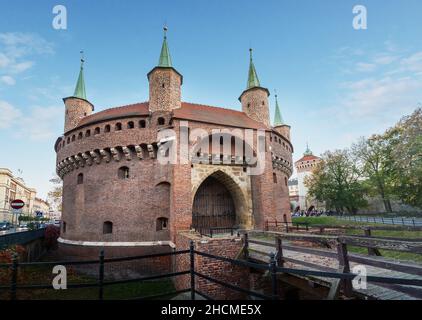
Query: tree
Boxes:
[
  {"xmin": 384, "ymin": 108, "xmax": 422, "ymax": 208},
  {"xmin": 305, "ymin": 149, "xmax": 367, "ymax": 214},
  {"xmin": 352, "ymin": 136, "xmax": 395, "ymax": 213},
  {"xmin": 47, "ymin": 174, "xmax": 63, "ymax": 213}
]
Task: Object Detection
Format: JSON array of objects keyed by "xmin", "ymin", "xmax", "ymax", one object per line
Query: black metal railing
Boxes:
[
  {"xmin": 1, "ymin": 238, "xmax": 422, "ymax": 300},
  {"xmin": 196, "ymin": 227, "xmax": 237, "ymax": 238}
]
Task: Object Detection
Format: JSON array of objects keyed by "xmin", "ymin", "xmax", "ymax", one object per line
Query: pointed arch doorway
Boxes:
[{"xmin": 192, "ymin": 176, "xmax": 236, "ymax": 229}]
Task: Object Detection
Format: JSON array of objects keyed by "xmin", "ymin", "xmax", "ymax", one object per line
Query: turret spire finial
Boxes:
[
  {"xmin": 158, "ymin": 26, "xmax": 172, "ymax": 67},
  {"xmin": 74, "ymin": 51, "xmax": 87, "ymax": 100},
  {"xmin": 246, "ymin": 48, "xmax": 260, "ymax": 89},
  {"xmin": 273, "ymin": 89, "xmax": 284, "ymax": 126}
]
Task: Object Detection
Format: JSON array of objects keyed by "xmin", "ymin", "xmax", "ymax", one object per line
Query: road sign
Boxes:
[
  {"xmin": 10, "ymin": 199, "xmax": 25, "ymax": 210},
  {"xmin": 36, "ymin": 211, "xmax": 43, "ymax": 218}
]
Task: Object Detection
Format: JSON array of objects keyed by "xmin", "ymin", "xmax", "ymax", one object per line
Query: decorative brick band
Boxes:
[{"xmin": 58, "ymin": 237, "xmax": 176, "ymax": 248}]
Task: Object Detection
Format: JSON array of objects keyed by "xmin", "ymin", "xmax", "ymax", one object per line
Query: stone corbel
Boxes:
[
  {"xmin": 110, "ymin": 147, "xmax": 120, "ymax": 161},
  {"xmin": 90, "ymin": 151, "xmax": 101, "ymax": 164},
  {"xmin": 74, "ymin": 155, "xmax": 85, "ymax": 168},
  {"xmin": 147, "ymin": 144, "xmax": 155, "ymax": 159},
  {"xmin": 99, "ymin": 149, "xmax": 111, "ymax": 163},
  {"xmin": 122, "ymin": 147, "xmax": 132, "ymax": 161},
  {"xmin": 82, "ymin": 152, "xmax": 93, "ymax": 166},
  {"xmin": 134, "ymin": 146, "xmax": 143, "ymax": 160}
]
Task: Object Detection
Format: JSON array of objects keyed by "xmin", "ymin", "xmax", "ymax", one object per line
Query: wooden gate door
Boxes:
[{"xmin": 192, "ymin": 176, "xmax": 235, "ymax": 229}]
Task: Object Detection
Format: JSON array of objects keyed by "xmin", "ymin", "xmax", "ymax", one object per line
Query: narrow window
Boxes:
[
  {"xmin": 77, "ymin": 173, "xmax": 83, "ymax": 185},
  {"xmin": 273, "ymin": 173, "xmax": 277, "ymax": 183},
  {"xmin": 85, "ymin": 130, "xmax": 91, "ymax": 137},
  {"xmin": 62, "ymin": 221, "xmax": 67, "ymax": 233},
  {"xmin": 118, "ymin": 166, "xmax": 130, "ymax": 179},
  {"xmin": 67, "ymin": 137, "xmax": 70, "ymax": 144},
  {"xmin": 139, "ymin": 120, "xmax": 146, "ymax": 128},
  {"xmin": 115, "ymin": 123, "xmax": 122, "ymax": 131},
  {"xmin": 103, "ymin": 221, "xmax": 113, "ymax": 234},
  {"xmin": 162, "ymin": 83, "xmax": 165, "ymax": 88},
  {"xmin": 71, "ymin": 135, "xmax": 75, "ymax": 142},
  {"xmin": 105, "ymin": 125, "xmax": 111, "ymax": 133},
  {"xmin": 128, "ymin": 121, "xmax": 134, "ymax": 129},
  {"xmin": 157, "ymin": 117, "xmax": 165, "ymax": 126},
  {"xmin": 285, "ymin": 177, "xmax": 288, "ymax": 186},
  {"xmin": 94, "ymin": 127, "xmax": 100, "ymax": 135},
  {"xmin": 156, "ymin": 217, "xmax": 168, "ymax": 231},
  {"xmin": 78, "ymin": 132, "xmax": 83, "ymax": 140}
]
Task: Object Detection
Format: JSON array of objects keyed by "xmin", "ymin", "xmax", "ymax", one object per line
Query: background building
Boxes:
[
  {"xmin": 33, "ymin": 197, "xmax": 51, "ymax": 218},
  {"xmin": 288, "ymin": 178, "xmax": 299, "ymax": 210},
  {"xmin": 0, "ymin": 168, "xmax": 37, "ymax": 223},
  {"xmin": 294, "ymin": 145, "xmax": 324, "ymax": 212}
]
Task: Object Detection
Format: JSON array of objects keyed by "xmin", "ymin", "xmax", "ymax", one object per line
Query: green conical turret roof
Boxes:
[
  {"xmin": 73, "ymin": 54, "xmax": 86, "ymax": 100},
  {"xmin": 247, "ymin": 48, "xmax": 260, "ymax": 89},
  {"xmin": 304, "ymin": 143, "xmax": 313, "ymax": 156},
  {"xmin": 274, "ymin": 94, "xmax": 284, "ymax": 126},
  {"xmin": 158, "ymin": 27, "xmax": 172, "ymax": 67}
]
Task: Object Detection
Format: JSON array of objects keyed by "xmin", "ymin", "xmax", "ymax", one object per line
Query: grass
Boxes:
[
  {"xmin": 0, "ymin": 264, "xmax": 177, "ymax": 300},
  {"xmin": 290, "ymin": 216, "xmax": 422, "ymax": 263}
]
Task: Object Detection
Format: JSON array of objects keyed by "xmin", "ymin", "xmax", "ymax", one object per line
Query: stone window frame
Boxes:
[
  {"xmin": 115, "ymin": 123, "xmax": 122, "ymax": 131},
  {"xmin": 156, "ymin": 217, "xmax": 169, "ymax": 231},
  {"xmin": 273, "ymin": 172, "xmax": 277, "ymax": 183},
  {"xmin": 78, "ymin": 132, "xmax": 83, "ymax": 140},
  {"xmin": 85, "ymin": 129, "xmax": 91, "ymax": 137},
  {"xmin": 94, "ymin": 127, "xmax": 101, "ymax": 135},
  {"xmin": 157, "ymin": 117, "xmax": 165, "ymax": 126},
  {"xmin": 139, "ymin": 119, "xmax": 146, "ymax": 128},
  {"xmin": 118, "ymin": 166, "xmax": 130, "ymax": 179},
  {"xmin": 104, "ymin": 124, "xmax": 111, "ymax": 133},
  {"xmin": 127, "ymin": 121, "xmax": 135, "ymax": 129},
  {"xmin": 77, "ymin": 173, "xmax": 84, "ymax": 185},
  {"xmin": 103, "ymin": 221, "xmax": 113, "ymax": 234},
  {"xmin": 71, "ymin": 135, "xmax": 76, "ymax": 142}
]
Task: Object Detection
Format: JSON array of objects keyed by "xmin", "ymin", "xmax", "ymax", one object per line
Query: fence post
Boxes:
[
  {"xmin": 275, "ymin": 236, "xmax": 284, "ymax": 267},
  {"xmin": 98, "ymin": 249, "xmax": 104, "ymax": 300},
  {"xmin": 210, "ymin": 228, "xmax": 213, "ymax": 238},
  {"xmin": 391, "ymin": 218, "xmax": 395, "ymax": 225},
  {"xmin": 10, "ymin": 253, "xmax": 18, "ymax": 300},
  {"xmin": 364, "ymin": 228, "xmax": 381, "ymax": 256},
  {"xmin": 189, "ymin": 240, "xmax": 195, "ymax": 300},
  {"xmin": 402, "ymin": 218, "xmax": 405, "ymax": 226},
  {"xmin": 336, "ymin": 241, "xmax": 353, "ymax": 298},
  {"xmin": 285, "ymin": 222, "xmax": 289, "ymax": 233},
  {"xmin": 381, "ymin": 217, "xmax": 384, "ymax": 224},
  {"xmin": 243, "ymin": 233, "xmax": 249, "ymax": 260},
  {"xmin": 269, "ymin": 253, "xmax": 278, "ymax": 300},
  {"xmin": 413, "ymin": 219, "xmax": 416, "ymax": 227}
]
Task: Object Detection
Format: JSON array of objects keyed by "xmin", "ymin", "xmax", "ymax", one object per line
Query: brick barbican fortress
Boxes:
[{"xmin": 54, "ymin": 28, "xmax": 294, "ymax": 259}]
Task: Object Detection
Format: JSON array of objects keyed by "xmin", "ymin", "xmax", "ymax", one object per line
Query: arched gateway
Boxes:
[{"xmin": 192, "ymin": 176, "xmax": 236, "ymax": 229}]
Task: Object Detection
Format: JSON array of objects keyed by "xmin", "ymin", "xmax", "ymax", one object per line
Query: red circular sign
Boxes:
[{"xmin": 11, "ymin": 199, "xmax": 25, "ymax": 209}]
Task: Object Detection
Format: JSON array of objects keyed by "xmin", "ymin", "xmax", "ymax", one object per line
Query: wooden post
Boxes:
[
  {"xmin": 269, "ymin": 253, "xmax": 278, "ymax": 300},
  {"xmin": 363, "ymin": 228, "xmax": 381, "ymax": 256},
  {"xmin": 337, "ymin": 242, "xmax": 353, "ymax": 298},
  {"xmin": 275, "ymin": 236, "xmax": 284, "ymax": 267},
  {"xmin": 243, "ymin": 233, "xmax": 249, "ymax": 260}
]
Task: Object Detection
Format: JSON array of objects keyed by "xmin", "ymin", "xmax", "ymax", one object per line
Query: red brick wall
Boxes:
[{"xmin": 174, "ymin": 233, "xmax": 249, "ymax": 300}]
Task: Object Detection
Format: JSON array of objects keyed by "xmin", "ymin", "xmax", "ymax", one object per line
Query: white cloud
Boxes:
[
  {"xmin": 0, "ymin": 100, "xmax": 22, "ymax": 128},
  {"xmin": 0, "ymin": 32, "xmax": 54, "ymax": 86},
  {"xmin": 0, "ymin": 75, "xmax": 16, "ymax": 85},
  {"xmin": 355, "ymin": 62, "xmax": 376, "ymax": 72},
  {"xmin": 18, "ymin": 105, "xmax": 62, "ymax": 141}
]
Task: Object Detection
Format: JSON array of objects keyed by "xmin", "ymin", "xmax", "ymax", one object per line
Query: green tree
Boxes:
[
  {"xmin": 384, "ymin": 108, "xmax": 422, "ymax": 208},
  {"xmin": 47, "ymin": 174, "xmax": 63, "ymax": 213},
  {"xmin": 305, "ymin": 149, "xmax": 367, "ymax": 214},
  {"xmin": 352, "ymin": 135, "xmax": 395, "ymax": 213}
]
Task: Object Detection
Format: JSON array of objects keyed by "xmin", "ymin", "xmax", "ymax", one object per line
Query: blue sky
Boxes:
[{"xmin": 1, "ymin": 0, "xmax": 422, "ymax": 199}]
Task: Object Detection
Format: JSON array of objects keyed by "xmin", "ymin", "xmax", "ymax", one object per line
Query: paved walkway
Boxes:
[{"xmin": 249, "ymin": 239, "xmax": 422, "ymax": 300}]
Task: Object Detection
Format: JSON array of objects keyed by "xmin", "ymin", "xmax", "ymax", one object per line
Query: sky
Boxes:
[{"xmin": 0, "ymin": 0, "xmax": 422, "ymax": 199}]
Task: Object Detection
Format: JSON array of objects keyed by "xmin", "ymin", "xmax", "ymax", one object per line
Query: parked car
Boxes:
[
  {"xmin": 18, "ymin": 224, "xmax": 28, "ymax": 231},
  {"xmin": 0, "ymin": 222, "xmax": 11, "ymax": 230}
]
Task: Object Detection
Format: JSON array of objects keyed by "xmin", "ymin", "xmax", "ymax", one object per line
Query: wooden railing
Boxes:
[{"xmin": 240, "ymin": 230, "xmax": 422, "ymax": 299}]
